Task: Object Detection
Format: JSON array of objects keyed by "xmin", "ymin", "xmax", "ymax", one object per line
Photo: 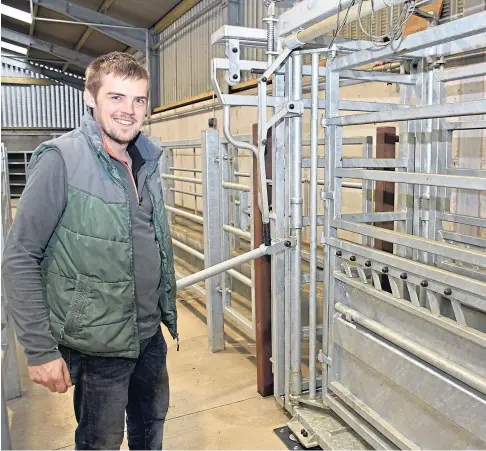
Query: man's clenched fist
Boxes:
[{"xmin": 28, "ymin": 358, "xmax": 72, "ymax": 393}]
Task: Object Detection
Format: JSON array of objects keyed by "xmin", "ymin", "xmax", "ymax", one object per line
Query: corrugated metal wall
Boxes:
[
  {"xmin": 1, "ymin": 62, "xmax": 84, "ymax": 129},
  {"xmin": 157, "ymin": 0, "xmax": 225, "ymax": 105}
]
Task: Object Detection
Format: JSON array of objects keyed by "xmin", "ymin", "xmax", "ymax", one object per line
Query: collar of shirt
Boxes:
[{"xmin": 102, "ymin": 135, "xmax": 145, "ymax": 178}]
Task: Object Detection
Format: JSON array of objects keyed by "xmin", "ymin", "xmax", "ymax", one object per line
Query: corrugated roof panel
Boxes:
[{"xmin": 1, "ymin": 62, "xmax": 85, "ymax": 129}]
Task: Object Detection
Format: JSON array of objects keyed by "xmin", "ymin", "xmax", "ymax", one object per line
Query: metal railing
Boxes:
[
  {"xmin": 159, "ymin": 135, "xmax": 256, "ymax": 347},
  {"xmin": 1, "ymin": 143, "xmax": 21, "ymax": 450}
]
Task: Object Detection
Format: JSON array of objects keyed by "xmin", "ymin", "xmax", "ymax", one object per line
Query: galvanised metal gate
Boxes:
[{"xmin": 207, "ymin": 2, "xmax": 486, "ymax": 448}]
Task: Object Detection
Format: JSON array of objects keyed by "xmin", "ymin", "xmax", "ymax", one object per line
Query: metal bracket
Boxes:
[
  {"xmin": 226, "ymin": 39, "xmax": 241, "ymax": 86},
  {"xmin": 318, "ymin": 349, "xmax": 332, "ymax": 366},
  {"xmin": 267, "ymin": 237, "xmax": 297, "ymax": 255},
  {"xmin": 321, "ymin": 190, "xmax": 334, "ymax": 200}
]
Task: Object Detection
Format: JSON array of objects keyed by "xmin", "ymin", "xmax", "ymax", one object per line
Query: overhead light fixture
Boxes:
[
  {"xmin": 1, "ymin": 4, "xmax": 32, "ymax": 24},
  {"xmin": 1, "ymin": 41, "xmax": 28, "ymax": 55}
]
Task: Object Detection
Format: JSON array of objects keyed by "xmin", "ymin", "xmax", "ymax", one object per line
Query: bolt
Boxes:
[
  {"xmin": 382, "ymin": 266, "xmax": 389, "ymax": 273},
  {"xmin": 294, "ymin": 447, "xmax": 299, "ymax": 450},
  {"xmin": 336, "ymin": 250, "xmax": 342, "ymax": 257},
  {"xmin": 232, "ymin": 47, "xmax": 238, "ymax": 53},
  {"xmin": 421, "ymin": 280, "xmax": 428, "ymax": 288},
  {"xmin": 261, "ymin": 139, "xmax": 267, "ymax": 146},
  {"xmin": 232, "ymin": 74, "xmax": 238, "ymax": 80},
  {"xmin": 350, "ymin": 255, "xmax": 356, "ymax": 262},
  {"xmin": 400, "ymin": 272, "xmax": 407, "ymax": 280},
  {"xmin": 365, "ymin": 260, "xmax": 371, "ymax": 267},
  {"xmin": 289, "ymin": 103, "xmax": 295, "ymax": 110},
  {"xmin": 301, "ymin": 429, "xmax": 308, "ymax": 438},
  {"xmin": 261, "ymin": 76, "xmax": 268, "ymax": 83},
  {"xmin": 444, "ymin": 287, "xmax": 452, "ymax": 296},
  {"xmin": 284, "ymin": 240, "xmax": 292, "ymax": 248}
]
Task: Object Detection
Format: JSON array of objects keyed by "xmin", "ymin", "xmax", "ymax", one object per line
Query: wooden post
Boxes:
[
  {"xmin": 374, "ymin": 127, "xmax": 397, "ymax": 253},
  {"xmin": 252, "ymin": 124, "xmax": 273, "ymax": 397}
]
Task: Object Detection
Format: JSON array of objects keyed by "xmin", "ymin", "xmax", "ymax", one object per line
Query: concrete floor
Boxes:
[{"xmin": 6, "ymin": 284, "xmax": 289, "ymax": 450}]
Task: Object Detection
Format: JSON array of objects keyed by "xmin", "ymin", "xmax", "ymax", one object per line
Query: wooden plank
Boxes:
[
  {"xmin": 1, "ymin": 77, "xmax": 52, "ymax": 86},
  {"xmin": 252, "ymin": 123, "xmax": 273, "ymax": 397},
  {"xmin": 403, "ymin": 0, "xmax": 444, "ymax": 37},
  {"xmin": 153, "ymin": 0, "xmax": 201, "ymax": 34}
]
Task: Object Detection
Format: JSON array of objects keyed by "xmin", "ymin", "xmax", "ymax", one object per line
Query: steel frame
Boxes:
[
  {"xmin": 210, "ymin": 6, "xmax": 486, "ymax": 450},
  {"xmin": 160, "ymin": 135, "xmax": 257, "ymax": 349}
]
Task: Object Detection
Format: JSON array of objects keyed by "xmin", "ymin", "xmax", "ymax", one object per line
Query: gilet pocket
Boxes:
[{"xmin": 61, "ymin": 274, "xmax": 91, "ymax": 339}]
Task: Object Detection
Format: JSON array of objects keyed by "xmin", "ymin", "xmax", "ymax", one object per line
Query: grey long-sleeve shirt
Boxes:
[{"xmin": 2, "ymin": 146, "xmax": 163, "ymax": 366}]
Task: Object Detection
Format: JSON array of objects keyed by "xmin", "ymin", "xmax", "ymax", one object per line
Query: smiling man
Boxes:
[{"xmin": 2, "ymin": 52, "xmax": 177, "ymax": 450}]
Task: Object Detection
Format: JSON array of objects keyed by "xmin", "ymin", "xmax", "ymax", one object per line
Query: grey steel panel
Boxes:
[{"xmin": 331, "ymin": 317, "xmax": 486, "ymax": 449}]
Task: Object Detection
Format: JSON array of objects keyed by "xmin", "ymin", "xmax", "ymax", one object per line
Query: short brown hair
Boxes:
[{"xmin": 85, "ymin": 51, "xmax": 149, "ymax": 98}]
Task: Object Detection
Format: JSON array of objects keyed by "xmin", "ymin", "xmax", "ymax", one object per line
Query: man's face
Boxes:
[{"xmin": 84, "ymin": 73, "xmax": 148, "ymax": 144}]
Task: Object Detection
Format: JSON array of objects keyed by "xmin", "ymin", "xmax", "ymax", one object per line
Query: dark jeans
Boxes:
[{"xmin": 59, "ymin": 327, "xmax": 169, "ymax": 450}]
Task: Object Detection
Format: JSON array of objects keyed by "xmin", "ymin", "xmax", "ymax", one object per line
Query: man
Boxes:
[{"xmin": 2, "ymin": 52, "xmax": 178, "ymax": 450}]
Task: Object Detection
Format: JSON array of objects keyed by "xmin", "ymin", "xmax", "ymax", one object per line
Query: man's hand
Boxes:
[{"xmin": 28, "ymin": 358, "xmax": 72, "ymax": 393}]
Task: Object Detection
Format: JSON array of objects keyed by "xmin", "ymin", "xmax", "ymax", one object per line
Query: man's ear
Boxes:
[{"xmin": 84, "ymin": 89, "xmax": 96, "ymax": 109}]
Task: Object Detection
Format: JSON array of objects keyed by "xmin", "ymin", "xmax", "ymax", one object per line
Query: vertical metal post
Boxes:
[
  {"xmin": 231, "ymin": 146, "xmax": 240, "ymax": 250},
  {"xmin": 363, "ymin": 137, "xmax": 373, "ymax": 248},
  {"xmin": 290, "ymin": 52, "xmax": 303, "ymax": 397},
  {"xmin": 161, "ymin": 147, "xmax": 175, "ymax": 225},
  {"xmin": 413, "ymin": 59, "xmax": 428, "ymax": 263},
  {"xmin": 220, "ymin": 142, "xmax": 232, "ymax": 310},
  {"xmin": 322, "ymin": 68, "xmax": 341, "ymax": 397},
  {"xmin": 308, "ymin": 52, "xmax": 319, "ymax": 400},
  {"xmin": 148, "ymin": 28, "xmax": 161, "ymax": 111},
  {"xmin": 201, "ymin": 130, "xmax": 225, "ymax": 352},
  {"xmin": 397, "ymin": 64, "xmax": 416, "ymax": 259},
  {"xmin": 272, "ymin": 47, "xmax": 288, "ymax": 404},
  {"xmin": 193, "ymin": 147, "xmax": 198, "ymax": 215},
  {"xmin": 428, "ymin": 69, "xmax": 446, "ymax": 266}
]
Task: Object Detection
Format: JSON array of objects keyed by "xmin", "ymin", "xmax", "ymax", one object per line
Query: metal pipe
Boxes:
[
  {"xmin": 234, "ymin": 171, "xmax": 250, "ymax": 178},
  {"xmin": 222, "ymin": 106, "xmax": 258, "ymax": 157},
  {"xmin": 165, "ymin": 206, "xmax": 203, "ymax": 224},
  {"xmin": 177, "ymin": 245, "xmax": 267, "ymax": 290},
  {"xmin": 308, "ymin": 52, "xmax": 319, "ymax": 400},
  {"xmin": 161, "ymin": 174, "xmax": 202, "ymax": 184},
  {"xmin": 172, "ymin": 238, "xmax": 204, "ymax": 260},
  {"xmin": 227, "ymin": 269, "xmax": 252, "ymax": 287},
  {"xmin": 31, "ymin": 16, "xmax": 146, "ymax": 29},
  {"xmin": 290, "ymin": 53, "xmax": 303, "ymax": 397},
  {"xmin": 282, "ymin": 0, "xmax": 408, "ymax": 49},
  {"xmin": 335, "ymin": 303, "xmax": 486, "ymax": 395},
  {"xmin": 223, "ymin": 224, "xmax": 251, "ymax": 241},
  {"xmin": 222, "ymin": 182, "xmax": 250, "ymax": 192},
  {"xmin": 169, "ymin": 167, "xmax": 202, "ymax": 173},
  {"xmin": 170, "ymin": 188, "xmax": 202, "ymax": 198}
]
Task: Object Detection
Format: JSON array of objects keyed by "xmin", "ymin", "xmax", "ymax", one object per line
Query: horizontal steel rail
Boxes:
[
  {"xmin": 326, "ymin": 100, "xmax": 486, "ymax": 126},
  {"xmin": 330, "ymin": 222, "xmax": 486, "ymax": 269},
  {"xmin": 170, "ymin": 188, "xmax": 203, "ymax": 198},
  {"xmin": 224, "ymin": 306, "xmax": 253, "ymax": 333},
  {"xmin": 436, "ymin": 62, "xmax": 486, "ymax": 82},
  {"xmin": 169, "ymin": 167, "xmax": 202, "ymax": 173},
  {"xmin": 440, "ymin": 213, "xmax": 486, "ymax": 228},
  {"xmin": 165, "ymin": 206, "xmax": 204, "ymax": 224},
  {"xmin": 172, "ymin": 239, "xmax": 204, "ymax": 260},
  {"xmin": 161, "ymin": 174, "xmax": 202, "ymax": 184},
  {"xmin": 222, "ymin": 182, "xmax": 250, "ymax": 192},
  {"xmin": 228, "ymin": 269, "xmax": 252, "ymax": 287},
  {"xmin": 335, "ymin": 169, "xmax": 486, "ymax": 191},
  {"xmin": 223, "ymin": 224, "xmax": 251, "ymax": 241}
]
